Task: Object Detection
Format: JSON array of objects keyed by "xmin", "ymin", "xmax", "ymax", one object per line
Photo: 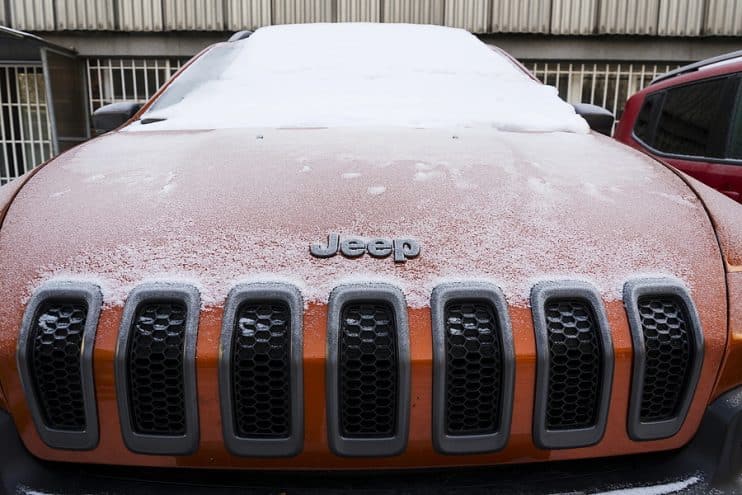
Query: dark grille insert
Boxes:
[
  {"xmin": 231, "ymin": 302, "xmax": 291, "ymax": 438},
  {"xmin": 444, "ymin": 301, "xmax": 503, "ymax": 436},
  {"xmin": 127, "ymin": 301, "xmax": 187, "ymax": 436},
  {"xmin": 29, "ymin": 300, "xmax": 88, "ymax": 431},
  {"xmin": 637, "ymin": 296, "xmax": 693, "ymax": 422},
  {"xmin": 544, "ymin": 299, "xmax": 603, "ymax": 430},
  {"xmin": 339, "ymin": 302, "xmax": 398, "ymax": 438}
]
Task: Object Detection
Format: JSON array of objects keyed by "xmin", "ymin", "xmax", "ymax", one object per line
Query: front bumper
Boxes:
[{"xmin": 3, "ymin": 387, "xmax": 742, "ymax": 495}]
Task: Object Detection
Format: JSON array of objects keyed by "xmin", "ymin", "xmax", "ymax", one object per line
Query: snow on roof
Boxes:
[{"xmin": 130, "ymin": 23, "xmax": 589, "ymax": 133}]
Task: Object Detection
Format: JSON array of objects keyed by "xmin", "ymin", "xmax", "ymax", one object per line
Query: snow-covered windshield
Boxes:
[{"xmin": 130, "ymin": 23, "xmax": 588, "ymax": 133}]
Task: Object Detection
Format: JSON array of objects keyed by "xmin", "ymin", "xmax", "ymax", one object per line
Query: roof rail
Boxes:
[
  {"xmin": 651, "ymin": 50, "xmax": 742, "ymax": 85},
  {"xmin": 228, "ymin": 30, "xmax": 253, "ymax": 42}
]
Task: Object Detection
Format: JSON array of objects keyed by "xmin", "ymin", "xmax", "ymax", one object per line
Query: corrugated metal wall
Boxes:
[
  {"xmin": 272, "ymin": 0, "xmax": 334, "ymax": 24},
  {"xmin": 3, "ymin": 0, "xmax": 742, "ymax": 36},
  {"xmin": 226, "ymin": 0, "xmax": 271, "ymax": 30},
  {"xmin": 444, "ymin": 0, "xmax": 489, "ymax": 32},
  {"xmin": 598, "ymin": 0, "xmax": 658, "ymax": 35},
  {"xmin": 117, "ymin": 0, "xmax": 163, "ymax": 31},
  {"xmin": 9, "ymin": 0, "xmax": 56, "ymax": 31},
  {"xmin": 164, "ymin": 0, "xmax": 224, "ymax": 31},
  {"xmin": 705, "ymin": 0, "xmax": 742, "ymax": 36},
  {"xmin": 55, "ymin": 0, "xmax": 115, "ymax": 30},
  {"xmin": 337, "ymin": 0, "xmax": 380, "ymax": 22},
  {"xmin": 384, "ymin": 0, "xmax": 445, "ymax": 25},
  {"xmin": 491, "ymin": 0, "xmax": 550, "ymax": 33},
  {"xmin": 657, "ymin": 0, "xmax": 704, "ymax": 36},
  {"xmin": 550, "ymin": 0, "xmax": 597, "ymax": 35}
]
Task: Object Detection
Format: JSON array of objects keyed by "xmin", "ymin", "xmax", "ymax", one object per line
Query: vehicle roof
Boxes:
[{"xmin": 639, "ymin": 51, "xmax": 742, "ymax": 95}]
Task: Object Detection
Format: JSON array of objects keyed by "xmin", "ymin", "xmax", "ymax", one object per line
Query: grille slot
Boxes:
[
  {"xmin": 339, "ymin": 302, "xmax": 398, "ymax": 438},
  {"xmin": 637, "ymin": 296, "xmax": 692, "ymax": 422},
  {"xmin": 219, "ymin": 283, "xmax": 303, "ymax": 457},
  {"xmin": 30, "ymin": 300, "xmax": 88, "ymax": 431},
  {"xmin": 531, "ymin": 282, "xmax": 613, "ymax": 449},
  {"xmin": 544, "ymin": 299, "xmax": 602, "ymax": 430},
  {"xmin": 444, "ymin": 301, "xmax": 502, "ymax": 436},
  {"xmin": 624, "ymin": 280, "xmax": 704, "ymax": 441},
  {"xmin": 18, "ymin": 282, "xmax": 101, "ymax": 450},
  {"xmin": 327, "ymin": 285, "xmax": 410, "ymax": 457},
  {"xmin": 431, "ymin": 283, "xmax": 514, "ymax": 454},
  {"xmin": 232, "ymin": 302, "xmax": 291, "ymax": 438},
  {"xmin": 116, "ymin": 284, "xmax": 199, "ymax": 455},
  {"xmin": 127, "ymin": 302, "xmax": 187, "ymax": 436}
]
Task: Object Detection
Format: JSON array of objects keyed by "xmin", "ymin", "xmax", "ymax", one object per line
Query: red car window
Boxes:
[
  {"xmin": 729, "ymin": 82, "xmax": 742, "ymax": 160},
  {"xmin": 652, "ymin": 78, "xmax": 727, "ymax": 158}
]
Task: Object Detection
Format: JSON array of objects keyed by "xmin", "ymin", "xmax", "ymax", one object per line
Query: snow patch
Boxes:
[
  {"xmin": 129, "ymin": 23, "xmax": 588, "ymax": 134},
  {"xmin": 367, "ymin": 185, "xmax": 386, "ymax": 195},
  {"xmin": 342, "ymin": 172, "xmax": 361, "ymax": 179},
  {"xmin": 594, "ymin": 475, "xmax": 701, "ymax": 495}
]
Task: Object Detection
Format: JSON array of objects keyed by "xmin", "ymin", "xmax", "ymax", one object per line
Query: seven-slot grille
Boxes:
[
  {"xmin": 18, "ymin": 279, "xmax": 703, "ymax": 456},
  {"xmin": 231, "ymin": 301, "xmax": 292, "ymax": 438},
  {"xmin": 29, "ymin": 300, "xmax": 89, "ymax": 431},
  {"xmin": 338, "ymin": 302, "xmax": 398, "ymax": 437}
]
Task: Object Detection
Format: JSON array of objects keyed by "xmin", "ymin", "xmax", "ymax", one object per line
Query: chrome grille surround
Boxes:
[
  {"xmin": 531, "ymin": 281, "xmax": 614, "ymax": 449},
  {"xmin": 115, "ymin": 283, "xmax": 200, "ymax": 455},
  {"xmin": 326, "ymin": 284, "xmax": 410, "ymax": 457},
  {"xmin": 430, "ymin": 282, "xmax": 515, "ymax": 455},
  {"xmin": 218, "ymin": 282, "xmax": 304, "ymax": 457},
  {"xmin": 17, "ymin": 281, "xmax": 102, "ymax": 450},
  {"xmin": 623, "ymin": 278, "xmax": 704, "ymax": 441}
]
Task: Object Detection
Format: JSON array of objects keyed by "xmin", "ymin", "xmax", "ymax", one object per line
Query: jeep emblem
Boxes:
[{"xmin": 310, "ymin": 233, "xmax": 420, "ymax": 263}]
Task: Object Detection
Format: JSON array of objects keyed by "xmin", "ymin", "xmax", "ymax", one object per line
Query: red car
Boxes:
[{"xmin": 615, "ymin": 50, "xmax": 742, "ymax": 203}]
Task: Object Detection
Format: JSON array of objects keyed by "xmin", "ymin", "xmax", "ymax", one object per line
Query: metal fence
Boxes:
[
  {"xmin": 527, "ymin": 61, "xmax": 683, "ymax": 119},
  {"xmin": 86, "ymin": 58, "xmax": 185, "ymax": 112},
  {"xmin": 0, "ymin": 65, "xmax": 54, "ymax": 184},
  {"xmin": 0, "ymin": 57, "xmax": 685, "ymax": 183}
]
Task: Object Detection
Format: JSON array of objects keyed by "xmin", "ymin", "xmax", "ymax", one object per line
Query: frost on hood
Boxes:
[
  {"xmin": 128, "ymin": 23, "xmax": 589, "ymax": 134},
  {"xmin": 0, "ymin": 127, "xmax": 725, "ymax": 313}
]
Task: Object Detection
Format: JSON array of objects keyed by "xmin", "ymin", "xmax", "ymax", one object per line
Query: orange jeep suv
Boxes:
[{"xmin": 0, "ymin": 24, "xmax": 740, "ymax": 494}]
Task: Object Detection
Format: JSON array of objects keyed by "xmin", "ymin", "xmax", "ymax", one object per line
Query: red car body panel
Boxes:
[{"xmin": 614, "ymin": 59, "xmax": 742, "ymax": 203}]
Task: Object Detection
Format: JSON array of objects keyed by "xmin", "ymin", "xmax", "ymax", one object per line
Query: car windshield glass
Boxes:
[{"xmin": 132, "ymin": 24, "xmax": 588, "ymax": 133}]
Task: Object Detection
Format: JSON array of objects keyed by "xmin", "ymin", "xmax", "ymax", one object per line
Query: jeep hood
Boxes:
[{"xmin": 0, "ymin": 127, "xmax": 726, "ymax": 312}]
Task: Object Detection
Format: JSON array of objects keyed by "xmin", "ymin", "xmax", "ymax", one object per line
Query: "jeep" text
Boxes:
[{"xmin": 310, "ymin": 233, "xmax": 420, "ymax": 263}]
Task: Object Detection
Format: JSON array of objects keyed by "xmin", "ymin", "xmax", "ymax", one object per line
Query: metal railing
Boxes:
[
  {"xmin": 0, "ymin": 64, "xmax": 54, "ymax": 184},
  {"xmin": 527, "ymin": 61, "xmax": 683, "ymax": 119},
  {"xmin": 86, "ymin": 58, "xmax": 186, "ymax": 113}
]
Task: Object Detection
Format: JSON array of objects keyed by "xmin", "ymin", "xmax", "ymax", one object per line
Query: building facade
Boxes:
[{"xmin": 1, "ymin": 0, "xmax": 741, "ymax": 182}]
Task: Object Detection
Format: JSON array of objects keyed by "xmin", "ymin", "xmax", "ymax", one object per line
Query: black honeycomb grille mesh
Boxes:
[
  {"xmin": 444, "ymin": 301, "xmax": 503, "ymax": 436},
  {"xmin": 544, "ymin": 299, "xmax": 603, "ymax": 430},
  {"xmin": 231, "ymin": 302, "xmax": 292, "ymax": 438},
  {"xmin": 339, "ymin": 302, "xmax": 398, "ymax": 438},
  {"xmin": 637, "ymin": 296, "xmax": 692, "ymax": 422},
  {"xmin": 127, "ymin": 302, "xmax": 187, "ymax": 436},
  {"xmin": 29, "ymin": 300, "xmax": 88, "ymax": 431}
]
